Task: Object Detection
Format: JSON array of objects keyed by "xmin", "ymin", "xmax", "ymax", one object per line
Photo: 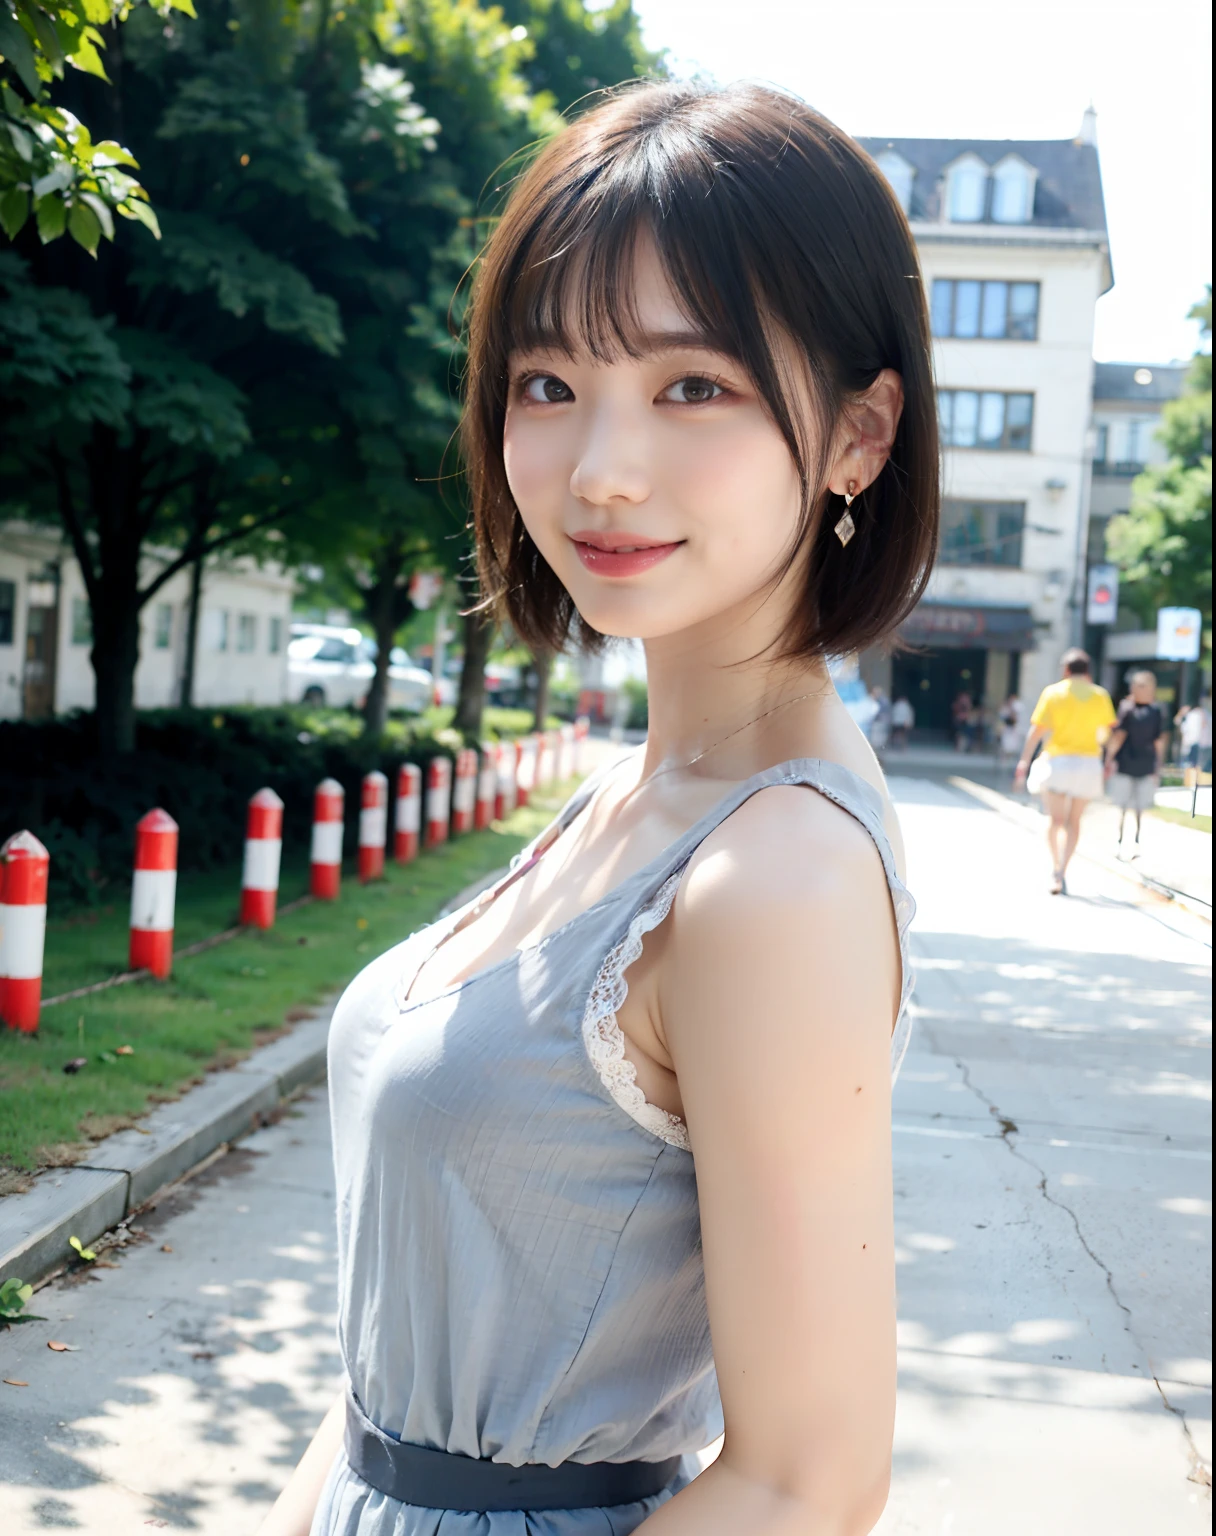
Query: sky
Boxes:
[{"xmin": 630, "ymin": 0, "xmax": 1212, "ymax": 364}]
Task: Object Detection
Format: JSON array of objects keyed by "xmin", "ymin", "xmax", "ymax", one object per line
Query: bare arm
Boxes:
[
  {"xmin": 1014, "ymin": 722, "xmax": 1049, "ymax": 787},
  {"xmin": 255, "ymin": 1386, "xmax": 346, "ymax": 1536},
  {"xmin": 1104, "ymin": 729, "xmax": 1127, "ymax": 772},
  {"xmin": 637, "ymin": 787, "xmax": 900, "ymax": 1535}
]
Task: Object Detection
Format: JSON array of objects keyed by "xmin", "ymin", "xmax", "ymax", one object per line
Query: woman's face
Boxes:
[{"xmin": 502, "ymin": 244, "xmax": 807, "ymax": 644}]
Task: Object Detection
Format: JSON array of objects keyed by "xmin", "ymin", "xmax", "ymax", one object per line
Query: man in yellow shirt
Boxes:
[{"xmin": 1015, "ymin": 649, "xmax": 1117, "ymax": 894}]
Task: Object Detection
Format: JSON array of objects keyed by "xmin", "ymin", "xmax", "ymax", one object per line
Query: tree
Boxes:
[
  {"xmin": 0, "ymin": 0, "xmax": 376, "ymax": 753},
  {"xmin": 497, "ymin": 0, "xmax": 661, "ymax": 116},
  {"xmin": 1107, "ymin": 288, "xmax": 1213, "ymax": 627}
]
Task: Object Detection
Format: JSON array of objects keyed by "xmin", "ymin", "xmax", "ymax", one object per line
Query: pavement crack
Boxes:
[{"xmin": 918, "ymin": 1018, "xmax": 1212, "ymax": 1494}]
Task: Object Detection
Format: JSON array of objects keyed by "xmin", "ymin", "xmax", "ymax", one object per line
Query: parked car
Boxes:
[
  {"xmin": 432, "ymin": 657, "xmax": 526, "ymax": 709},
  {"xmin": 286, "ymin": 624, "xmax": 432, "ymax": 713}
]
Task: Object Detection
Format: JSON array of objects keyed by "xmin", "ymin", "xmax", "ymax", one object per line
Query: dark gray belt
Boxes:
[{"xmin": 344, "ymin": 1388, "xmax": 682, "ymax": 1512}]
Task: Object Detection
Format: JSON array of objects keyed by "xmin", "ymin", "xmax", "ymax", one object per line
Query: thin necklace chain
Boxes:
[{"xmin": 643, "ymin": 682, "xmax": 831, "ymax": 786}]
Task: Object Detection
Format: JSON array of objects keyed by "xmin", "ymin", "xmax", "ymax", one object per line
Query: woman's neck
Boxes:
[{"xmin": 637, "ymin": 600, "xmax": 834, "ymax": 780}]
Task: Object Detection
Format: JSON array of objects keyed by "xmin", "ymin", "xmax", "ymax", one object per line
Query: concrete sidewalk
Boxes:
[{"xmin": 0, "ymin": 772, "xmax": 1209, "ymax": 1533}]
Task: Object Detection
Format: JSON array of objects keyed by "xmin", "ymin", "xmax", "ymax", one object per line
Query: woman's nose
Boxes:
[{"xmin": 568, "ymin": 411, "xmax": 651, "ymax": 507}]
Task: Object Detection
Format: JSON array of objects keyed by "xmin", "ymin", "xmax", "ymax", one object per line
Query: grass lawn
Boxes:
[
  {"xmin": 1148, "ymin": 805, "xmax": 1212, "ymax": 834},
  {"xmin": 0, "ymin": 791, "xmax": 567, "ymax": 1179}
]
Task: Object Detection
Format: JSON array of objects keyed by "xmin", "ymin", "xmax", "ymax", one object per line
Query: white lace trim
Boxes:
[{"xmin": 581, "ymin": 869, "xmax": 691, "ymax": 1151}]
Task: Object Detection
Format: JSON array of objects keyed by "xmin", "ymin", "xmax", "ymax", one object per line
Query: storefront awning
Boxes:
[{"xmin": 898, "ymin": 603, "xmax": 1037, "ymax": 652}]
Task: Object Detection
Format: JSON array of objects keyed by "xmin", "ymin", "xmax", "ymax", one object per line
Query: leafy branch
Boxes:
[{"xmin": 0, "ymin": 0, "xmax": 195, "ymax": 252}]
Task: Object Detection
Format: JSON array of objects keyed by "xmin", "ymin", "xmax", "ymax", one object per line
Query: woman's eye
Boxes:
[
  {"xmin": 522, "ymin": 374, "xmax": 573, "ymax": 404},
  {"xmin": 661, "ymin": 376, "xmax": 724, "ymax": 405}
]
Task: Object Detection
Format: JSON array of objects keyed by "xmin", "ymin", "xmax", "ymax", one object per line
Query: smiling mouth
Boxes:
[{"xmin": 569, "ymin": 533, "xmax": 684, "ymax": 578}]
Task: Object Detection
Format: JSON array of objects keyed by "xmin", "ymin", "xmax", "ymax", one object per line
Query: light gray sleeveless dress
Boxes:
[{"xmin": 312, "ymin": 755, "xmax": 916, "ymax": 1536}]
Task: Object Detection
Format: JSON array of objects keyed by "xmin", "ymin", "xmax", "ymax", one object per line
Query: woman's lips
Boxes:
[{"xmin": 570, "ymin": 537, "xmax": 683, "ymax": 578}]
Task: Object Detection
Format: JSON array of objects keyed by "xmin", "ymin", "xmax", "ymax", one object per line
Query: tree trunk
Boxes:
[
  {"xmin": 453, "ymin": 604, "xmax": 494, "ymax": 738},
  {"xmin": 91, "ymin": 593, "xmax": 141, "ymax": 756},
  {"xmin": 179, "ymin": 549, "xmax": 204, "ymax": 707},
  {"xmin": 362, "ymin": 572, "xmax": 397, "ymax": 740},
  {"xmin": 531, "ymin": 649, "xmax": 553, "ymax": 733}
]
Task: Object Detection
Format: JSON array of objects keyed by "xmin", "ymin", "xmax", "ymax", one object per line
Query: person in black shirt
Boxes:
[{"xmin": 1104, "ymin": 671, "xmax": 1168, "ymax": 851}]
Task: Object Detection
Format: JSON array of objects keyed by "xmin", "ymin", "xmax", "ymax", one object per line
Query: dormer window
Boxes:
[
  {"xmin": 991, "ymin": 155, "xmax": 1037, "ymax": 224},
  {"xmin": 945, "ymin": 154, "xmax": 988, "ymax": 222},
  {"xmin": 875, "ymin": 150, "xmax": 915, "ymax": 214}
]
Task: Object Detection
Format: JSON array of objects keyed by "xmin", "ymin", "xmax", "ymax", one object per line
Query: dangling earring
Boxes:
[{"xmin": 835, "ymin": 481, "xmax": 858, "ymax": 547}]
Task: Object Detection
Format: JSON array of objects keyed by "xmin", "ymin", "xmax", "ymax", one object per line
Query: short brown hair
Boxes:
[
  {"xmin": 1062, "ymin": 649, "xmax": 1092, "ymax": 676},
  {"xmin": 462, "ymin": 81, "xmax": 940, "ymax": 659}
]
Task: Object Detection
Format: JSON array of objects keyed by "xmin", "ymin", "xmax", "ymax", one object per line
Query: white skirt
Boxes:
[{"xmin": 1027, "ymin": 753, "xmax": 1105, "ymax": 801}]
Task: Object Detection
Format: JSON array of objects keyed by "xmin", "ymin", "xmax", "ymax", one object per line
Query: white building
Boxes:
[
  {"xmin": 859, "ymin": 112, "xmax": 1112, "ymax": 734},
  {"xmin": 0, "ymin": 523, "xmax": 293, "ymax": 720}
]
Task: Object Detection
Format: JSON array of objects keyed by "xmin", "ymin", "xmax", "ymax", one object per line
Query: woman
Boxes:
[
  {"xmin": 260, "ymin": 81, "xmax": 937, "ymax": 1536},
  {"xmin": 1015, "ymin": 649, "xmax": 1116, "ymax": 895},
  {"xmin": 1104, "ymin": 670, "xmax": 1167, "ymax": 851}
]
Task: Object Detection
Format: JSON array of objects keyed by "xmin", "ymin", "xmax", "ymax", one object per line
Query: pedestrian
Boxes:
[
  {"xmin": 951, "ymin": 690, "xmax": 973, "ymax": 752},
  {"xmin": 1177, "ymin": 693, "xmax": 1213, "ymax": 790},
  {"xmin": 998, "ymin": 692, "xmax": 1025, "ymax": 766},
  {"xmin": 1104, "ymin": 670, "xmax": 1168, "ymax": 852},
  {"xmin": 258, "ymin": 81, "xmax": 938, "ymax": 1536},
  {"xmin": 868, "ymin": 685, "xmax": 892, "ymax": 751},
  {"xmin": 1014, "ymin": 648, "xmax": 1116, "ymax": 894},
  {"xmin": 890, "ymin": 694, "xmax": 914, "ymax": 749}
]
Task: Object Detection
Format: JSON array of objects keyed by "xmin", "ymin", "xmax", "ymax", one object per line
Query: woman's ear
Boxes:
[{"xmin": 826, "ymin": 369, "xmax": 904, "ymax": 495}]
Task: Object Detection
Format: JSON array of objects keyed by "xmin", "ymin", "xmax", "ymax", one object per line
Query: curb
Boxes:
[{"xmin": 0, "ymin": 1003, "xmax": 334, "ymax": 1290}]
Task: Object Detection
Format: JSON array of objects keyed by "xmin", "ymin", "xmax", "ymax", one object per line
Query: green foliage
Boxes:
[
  {"xmin": 0, "ymin": 0, "xmax": 193, "ymax": 253},
  {"xmin": 1107, "ymin": 287, "xmax": 1213, "ymax": 627},
  {"xmin": 497, "ymin": 0, "xmax": 664, "ymax": 116},
  {"xmin": 0, "ymin": 1275, "xmax": 45, "ymax": 1323}
]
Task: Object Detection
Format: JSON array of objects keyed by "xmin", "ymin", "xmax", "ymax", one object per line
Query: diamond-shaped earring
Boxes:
[{"xmin": 834, "ymin": 481, "xmax": 858, "ymax": 547}]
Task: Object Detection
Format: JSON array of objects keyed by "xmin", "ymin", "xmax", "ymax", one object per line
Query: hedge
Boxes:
[{"xmin": 0, "ymin": 707, "xmax": 471, "ymax": 909}]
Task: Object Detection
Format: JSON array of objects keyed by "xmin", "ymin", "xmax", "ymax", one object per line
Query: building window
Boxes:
[
  {"xmin": 946, "ymin": 156, "xmax": 988, "ymax": 222},
  {"xmin": 1093, "ymin": 423, "xmax": 1109, "ymax": 466},
  {"xmin": 938, "ymin": 390, "xmax": 1034, "ymax": 451},
  {"xmin": 931, "ymin": 279, "xmax": 1039, "ymax": 339},
  {"xmin": 940, "ymin": 499, "xmax": 1026, "ymax": 567},
  {"xmin": 153, "ymin": 603, "xmax": 173, "ymax": 650},
  {"xmin": 205, "ymin": 608, "xmax": 230, "ymax": 652},
  {"xmin": 991, "ymin": 156, "xmax": 1036, "ymax": 223},
  {"xmin": 268, "ymin": 615, "xmax": 284, "ymax": 655},
  {"xmin": 0, "ymin": 580, "xmax": 13, "ymax": 646},
  {"xmin": 236, "ymin": 613, "xmax": 257, "ymax": 653},
  {"xmin": 71, "ymin": 597, "xmax": 92, "ymax": 646},
  {"xmin": 875, "ymin": 150, "xmax": 915, "ymax": 213}
]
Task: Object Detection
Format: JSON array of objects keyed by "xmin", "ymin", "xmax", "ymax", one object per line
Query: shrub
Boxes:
[
  {"xmin": 0, "ymin": 707, "xmax": 462, "ymax": 909},
  {"xmin": 623, "ymin": 678, "xmax": 649, "ymax": 730}
]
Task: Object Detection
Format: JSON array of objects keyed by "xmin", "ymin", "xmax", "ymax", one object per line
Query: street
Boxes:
[{"xmin": 1, "ymin": 772, "xmax": 1210, "ymax": 1534}]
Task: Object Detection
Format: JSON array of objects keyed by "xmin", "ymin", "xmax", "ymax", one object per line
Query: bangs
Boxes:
[{"xmin": 500, "ymin": 198, "xmax": 744, "ymax": 370}]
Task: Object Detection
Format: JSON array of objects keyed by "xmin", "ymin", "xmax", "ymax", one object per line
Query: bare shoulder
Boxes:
[{"xmin": 677, "ymin": 779, "xmax": 895, "ymax": 921}]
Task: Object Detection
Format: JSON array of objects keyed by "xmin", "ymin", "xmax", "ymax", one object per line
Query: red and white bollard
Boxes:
[
  {"xmin": 558, "ymin": 723, "xmax": 575, "ymax": 782},
  {"xmin": 475, "ymin": 748, "xmax": 496, "ymax": 830},
  {"xmin": 544, "ymin": 728, "xmax": 562, "ymax": 786},
  {"xmin": 359, "ymin": 770, "xmax": 388, "ymax": 883},
  {"xmin": 452, "ymin": 748, "xmax": 478, "ymax": 835},
  {"xmin": 240, "ymin": 788, "xmax": 284, "ymax": 929},
  {"xmin": 514, "ymin": 734, "xmax": 537, "ymax": 808},
  {"xmin": 394, "ymin": 763, "xmax": 421, "ymax": 864},
  {"xmin": 574, "ymin": 715, "xmax": 589, "ymax": 776},
  {"xmin": 310, "ymin": 779, "xmax": 344, "ymax": 900},
  {"xmin": 0, "ymin": 830, "xmax": 49, "ymax": 1034},
  {"xmin": 129, "ymin": 809, "xmax": 178, "ymax": 978},
  {"xmin": 494, "ymin": 739, "xmax": 517, "ymax": 821},
  {"xmin": 425, "ymin": 756, "xmax": 452, "ymax": 848}
]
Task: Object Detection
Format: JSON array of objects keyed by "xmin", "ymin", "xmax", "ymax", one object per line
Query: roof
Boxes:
[
  {"xmin": 857, "ymin": 136, "xmax": 1108, "ymax": 234},
  {"xmin": 1092, "ymin": 362, "xmax": 1189, "ymax": 404}
]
